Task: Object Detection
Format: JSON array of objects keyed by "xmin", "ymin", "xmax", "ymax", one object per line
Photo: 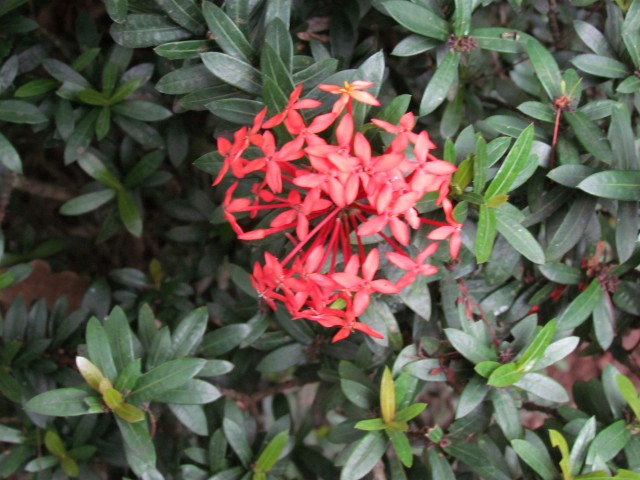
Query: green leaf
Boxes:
[
  {"xmin": 391, "ymin": 34, "xmax": 438, "ymax": 56},
  {"xmin": 14, "ymin": 78, "xmax": 59, "ymax": 97},
  {"xmin": 339, "ymin": 431, "xmax": 386, "ymax": 480},
  {"xmin": 150, "ymin": 379, "xmax": 221, "ymax": 404},
  {"xmin": 64, "ymin": 109, "xmax": 100, "ymax": 164},
  {"xmin": 490, "ymin": 389, "xmax": 522, "ymax": 440},
  {"xmin": 573, "ymin": 20, "xmax": 615, "ymax": 58},
  {"xmin": 86, "ymin": 317, "xmax": 118, "ymax": 381},
  {"xmin": 610, "ymin": 103, "xmax": 639, "ymax": 171},
  {"xmin": 110, "ymin": 14, "xmax": 192, "ymax": 48},
  {"xmin": 617, "ymin": 374, "xmax": 640, "ymax": 421},
  {"xmin": 60, "ymin": 189, "xmax": 116, "ymax": 216},
  {"xmin": 112, "ymin": 100, "xmax": 172, "ymax": 121},
  {"xmin": 201, "ymin": 52, "xmax": 261, "ymax": 95},
  {"xmin": 76, "ymin": 88, "xmax": 110, "ymax": 106},
  {"xmin": 456, "ymin": 375, "xmax": 489, "ymax": 418},
  {"xmin": 202, "ymin": 1, "xmax": 254, "ymax": 62},
  {"xmin": 355, "ymin": 418, "xmax": 386, "ymax": 431},
  {"xmin": 109, "ymin": 77, "xmax": 142, "ymax": 104},
  {"xmin": 512, "ymin": 438, "xmax": 559, "ymax": 480},
  {"xmin": 593, "ymin": 291, "xmax": 615, "ymax": 350},
  {"xmin": 171, "ymin": 307, "xmax": 208, "ymax": 358},
  {"xmin": 617, "ymin": 75, "xmax": 640, "ymax": 93},
  {"xmin": 0, "ymin": 131, "xmax": 21, "ymax": 174},
  {"xmin": 254, "ymin": 431, "xmax": 289, "ymax": 474},
  {"xmin": 292, "ymin": 58, "xmax": 339, "ymax": 89},
  {"xmin": 123, "ymin": 150, "xmax": 165, "ymax": 188},
  {"xmin": 103, "ymin": 0, "xmax": 127, "ymax": 23},
  {"xmin": 586, "ymin": 420, "xmax": 630, "ymax": 465},
  {"xmin": 525, "ymin": 37, "xmax": 562, "ymax": 100},
  {"xmin": 256, "ymin": 343, "xmax": 306, "ymax": 373},
  {"xmin": 476, "ymin": 204, "xmax": 496, "ymax": 264},
  {"xmin": 545, "ymin": 195, "xmax": 597, "ymax": 261},
  {"xmin": 485, "ymin": 124, "xmax": 535, "ymax": 198},
  {"xmin": 261, "ymin": 43, "xmax": 293, "ymax": 93},
  {"xmin": 419, "ymin": 51, "xmax": 460, "ymax": 116},
  {"xmin": 538, "ymin": 263, "xmax": 582, "ymax": 285},
  {"xmin": 515, "ymin": 320, "xmax": 556, "ymax": 373},
  {"xmin": 264, "ymin": 18, "xmax": 293, "ymax": 71},
  {"xmin": 517, "ymin": 101, "xmax": 555, "ymax": 123},
  {"xmin": 570, "ymin": 417, "xmax": 596, "ymax": 477},
  {"xmin": 445, "ymin": 328, "xmax": 496, "ymax": 364},
  {"xmin": 155, "ymin": 0, "xmax": 205, "ymax": 35},
  {"xmin": 488, "ymin": 363, "xmax": 523, "ymax": 387},
  {"xmin": 453, "ymin": 0, "xmax": 473, "ymax": 36},
  {"xmin": 383, "ymin": 1, "xmax": 449, "ymax": 41},
  {"xmin": 0, "ymin": 99, "xmax": 47, "ymax": 124},
  {"xmin": 115, "ymin": 417, "xmax": 157, "ymax": 477},
  {"xmin": 557, "ymin": 279, "xmax": 604, "ymax": 330},
  {"xmin": 25, "ymin": 388, "xmax": 94, "ymax": 417},
  {"xmin": 572, "ymin": 54, "xmax": 628, "ymax": 79},
  {"xmin": 387, "ymin": 429, "xmax": 413, "ymax": 467},
  {"xmin": 95, "ymin": 106, "xmax": 111, "ymax": 140},
  {"xmin": 206, "ymin": 98, "xmax": 264, "ymax": 125},
  {"xmin": 130, "ymin": 358, "xmax": 206, "ymax": 401},
  {"xmin": 113, "ymin": 115, "xmax": 164, "ymax": 149},
  {"xmin": 154, "ymin": 39, "xmax": 217, "ymax": 59},
  {"xmin": 117, "ymin": 190, "xmax": 142, "ymax": 237},
  {"xmin": 563, "ymin": 111, "xmax": 612, "ymax": 163},
  {"xmin": 394, "ymin": 402, "xmax": 426, "ymax": 422},
  {"xmin": 104, "ymin": 306, "xmax": 136, "ymax": 374},
  {"xmin": 201, "ymin": 324, "xmax": 251, "ymax": 356},
  {"xmin": 0, "ymin": 425, "xmax": 23, "ymax": 444},
  {"xmin": 380, "ymin": 367, "xmax": 396, "ymax": 425},
  {"xmin": 156, "ymin": 65, "xmax": 218, "ymax": 95},
  {"xmin": 547, "ymin": 165, "xmax": 599, "ymax": 188},
  {"xmin": 578, "ymin": 170, "xmax": 640, "ymax": 200},
  {"xmin": 222, "ymin": 400, "xmax": 252, "ymax": 468},
  {"xmin": 550, "ymin": 429, "xmax": 572, "ymax": 480},
  {"xmin": 495, "ymin": 206, "xmax": 545, "ymax": 264}
]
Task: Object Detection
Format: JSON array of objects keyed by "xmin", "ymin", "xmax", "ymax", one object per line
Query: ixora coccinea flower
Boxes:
[{"xmin": 213, "ymin": 81, "xmax": 461, "ymax": 342}]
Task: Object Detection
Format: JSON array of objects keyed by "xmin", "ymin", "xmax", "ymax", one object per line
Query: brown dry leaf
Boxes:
[{"xmin": 0, "ymin": 259, "xmax": 90, "ymax": 312}]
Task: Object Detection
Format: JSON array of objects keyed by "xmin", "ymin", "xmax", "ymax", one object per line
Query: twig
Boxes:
[
  {"xmin": 0, "ymin": 171, "xmax": 17, "ymax": 225},
  {"xmin": 548, "ymin": 0, "xmax": 563, "ymax": 48},
  {"xmin": 215, "ymin": 378, "xmax": 315, "ymax": 417},
  {"xmin": 14, "ymin": 176, "xmax": 73, "ymax": 202}
]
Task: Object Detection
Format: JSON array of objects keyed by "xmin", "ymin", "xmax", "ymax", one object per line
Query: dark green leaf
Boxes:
[
  {"xmin": 593, "ymin": 291, "xmax": 614, "ymax": 350},
  {"xmin": 86, "ymin": 317, "xmax": 118, "ymax": 381},
  {"xmin": 112, "ymin": 100, "xmax": 172, "ymax": 121},
  {"xmin": 515, "ymin": 319, "xmax": 556, "ymax": 373},
  {"xmin": 490, "ymin": 389, "xmax": 522, "ymax": 440},
  {"xmin": 456, "ymin": 376, "xmax": 489, "ymax": 418},
  {"xmin": 339, "ymin": 431, "xmax": 386, "ymax": 480},
  {"xmin": 471, "ymin": 27, "xmax": 523, "ymax": 53},
  {"xmin": 115, "ymin": 418, "xmax": 157, "ymax": 477},
  {"xmin": 155, "ymin": 0, "xmax": 205, "ymax": 34},
  {"xmin": 383, "ymin": 1, "xmax": 449, "ymax": 41},
  {"xmin": 154, "ymin": 39, "xmax": 216, "ymax": 59},
  {"xmin": 573, "ymin": 20, "xmax": 615, "ymax": 58},
  {"xmin": 113, "ymin": 115, "xmax": 164, "ymax": 149},
  {"xmin": 485, "ymin": 124, "xmax": 534, "ymax": 198},
  {"xmin": 557, "ymin": 279, "xmax": 604, "ymax": 330},
  {"xmin": 476, "ymin": 203, "xmax": 496, "ymax": 264},
  {"xmin": 103, "ymin": 0, "xmax": 127, "ymax": 23},
  {"xmin": 201, "ymin": 324, "xmax": 251, "ymax": 356},
  {"xmin": 150, "ymin": 379, "xmax": 221, "ymax": 404},
  {"xmin": 0, "ymin": 132, "xmax": 21, "ymax": 173},
  {"xmin": 512, "ymin": 439, "xmax": 558, "ymax": 480},
  {"xmin": 538, "ymin": 263, "xmax": 581, "ymax": 285},
  {"xmin": 547, "ymin": 165, "xmax": 598, "ymax": 188},
  {"xmin": 391, "ymin": 34, "xmax": 438, "ymax": 56},
  {"xmin": 517, "ymin": 101, "xmax": 555, "ymax": 123},
  {"xmin": 0, "ymin": 99, "xmax": 47, "ymax": 124},
  {"xmin": 202, "ymin": 1, "xmax": 254, "ymax": 62},
  {"xmin": 445, "ymin": 328, "xmax": 496, "ymax": 364},
  {"xmin": 419, "ymin": 51, "xmax": 460, "ymax": 116},
  {"xmin": 156, "ymin": 64, "xmax": 218, "ymax": 95},
  {"xmin": 525, "ymin": 37, "xmax": 562, "ymax": 100},
  {"xmin": 206, "ymin": 98, "xmax": 265, "ymax": 125},
  {"xmin": 131, "ymin": 358, "xmax": 206, "ymax": 401},
  {"xmin": 388, "ymin": 429, "xmax": 413, "ymax": 467},
  {"xmin": 563, "ymin": 111, "xmax": 612, "ymax": 163},
  {"xmin": 495, "ymin": 206, "xmax": 545, "ymax": 264},
  {"xmin": 64, "ymin": 110, "xmax": 100, "ymax": 164},
  {"xmin": 110, "ymin": 14, "xmax": 191, "ymax": 48},
  {"xmin": 117, "ymin": 190, "xmax": 142, "ymax": 237},
  {"xmin": 201, "ymin": 52, "xmax": 261, "ymax": 95},
  {"xmin": 572, "ymin": 54, "xmax": 628, "ymax": 78},
  {"xmin": 545, "ymin": 195, "xmax": 597, "ymax": 261},
  {"xmin": 578, "ymin": 171, "xmax": 640, "ymax": 200},
  {"xmin": 14, "ymin": 78, "xmax": 59, "ymax": 97},
  {"xmin": 25, "ymin": 388, "xmax": 94, "ymax": 417}
]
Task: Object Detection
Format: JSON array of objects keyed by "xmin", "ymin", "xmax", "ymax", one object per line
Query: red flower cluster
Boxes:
[{"xmin": 214, "ymin": 81, "xmax": 461, "ymax": 342}]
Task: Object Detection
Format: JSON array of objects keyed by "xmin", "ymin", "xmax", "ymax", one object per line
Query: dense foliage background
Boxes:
[{"xmin": 1, "ymin": 0, "xmax": 640, "ymax": 478}]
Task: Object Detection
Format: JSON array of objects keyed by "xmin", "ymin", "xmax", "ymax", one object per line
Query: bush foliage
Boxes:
[{"xmin": 1, "ymin": 0, "xmax": 640, "ymax": 478}]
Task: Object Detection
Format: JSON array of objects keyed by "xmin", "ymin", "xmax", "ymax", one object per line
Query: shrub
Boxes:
[{"xmin": 1, "ymin": 0, "xmax": 640, "ymax": 478}]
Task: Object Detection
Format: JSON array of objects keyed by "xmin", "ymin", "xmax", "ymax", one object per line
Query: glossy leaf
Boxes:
[
  {"xmin": 419, "ymin": 51, "xmax": 460, "ymax": 116},
  {"xmin": 339, "ymin": 431, "xmax": 386, "ymax": 480},
  {"xmin": 110, "ymin": 14, "xmax": 192, "ymax": 48}
]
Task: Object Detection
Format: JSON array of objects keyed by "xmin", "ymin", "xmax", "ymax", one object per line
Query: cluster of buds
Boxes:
[{"xmin": 214, "ymin": 81, "xmax": 461, "ymax": 342}]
